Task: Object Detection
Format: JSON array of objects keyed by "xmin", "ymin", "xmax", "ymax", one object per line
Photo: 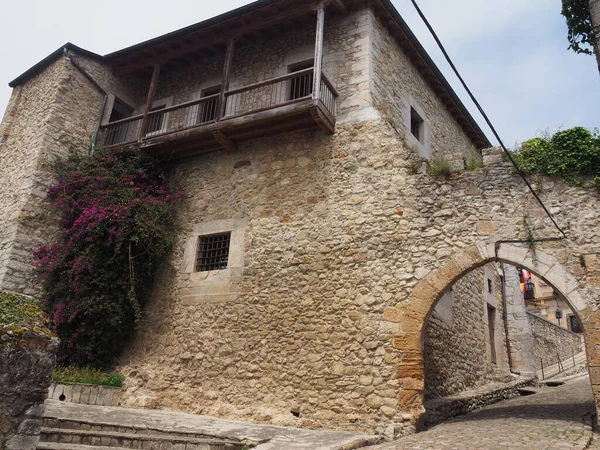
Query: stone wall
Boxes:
[
  {"xmin": 0, "ymin": 56, "xmax": 106, "ymax": 297},
  {"xmin": 424, "ymin": 264, "xmax": 510, "ymax": 400},
  {"xmin": 116, "ymin": 116, "xmax": 600, "ymax": 435},
  {"xmin": 528, "ymin": 312, "xmax": 583, "ymax": 370},
  {"xmin": 370, "ymin": 10, "xmax": 480, "ymax": 162},
  {"xmin": 48, "ymin": 383, "xmax": 122, "ymax": 407},
  {"xmin": 0, "ymin": 333, "xmax": 58, "ymax": 450},
  {"xmin": 0, "ymin": 50, "xmax": 140, "ymax": 297},
  {"xmin": 504, "ymin": 265, "xmax": 536, "ymax": 376},
  {"xmin": 1, "ymin": 2, "xmax": 600, "ymax": 438},
  {"xmin": 117, "ymin": 126, "xmax": 600, "ymax": 434}
]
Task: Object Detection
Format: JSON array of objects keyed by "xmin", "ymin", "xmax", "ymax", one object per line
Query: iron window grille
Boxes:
[{"xmin": 195, "ymin": 232, "xmax": 231, "ymax": 272}]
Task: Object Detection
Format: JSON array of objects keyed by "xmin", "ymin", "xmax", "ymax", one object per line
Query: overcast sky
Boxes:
[{"xmin": 0, "ymin": 0, "xmax": 598, "ymax": 147}]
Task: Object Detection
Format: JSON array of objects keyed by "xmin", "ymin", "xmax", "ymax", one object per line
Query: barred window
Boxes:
[{"xmin": 195, "ymin": 232, "xmax": 231, "ymax": 272}]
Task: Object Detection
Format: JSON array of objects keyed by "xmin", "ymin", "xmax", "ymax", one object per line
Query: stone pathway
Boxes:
[{"xmin": 372, "ymin": 375, "xmax": 595, "ymax": 450}]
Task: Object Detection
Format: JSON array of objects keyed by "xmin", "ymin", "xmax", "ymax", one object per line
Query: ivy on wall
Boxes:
[
  {"xmin": 514, "ymin": 126, "xmax": 600, "ymax": 189},
  {"xmin": 35, "ymin": 149, "xmax": 184, "ymax": 368}
]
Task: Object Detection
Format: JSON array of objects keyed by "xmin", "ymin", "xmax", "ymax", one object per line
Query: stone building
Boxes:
[
  {"xmin": 524, "ymin": 271, "xmax": 582, "ymax": 332},
  {"xmin": 2, "ymin": 0, "xmax": 600, "ymax": 438},
  {"xmin": 424, "ymin": 264, "xmax": 513, "ymax": 400},
  {"xmin": 424, "ymin": 263, "xmax": 584, "ymax": 402}
]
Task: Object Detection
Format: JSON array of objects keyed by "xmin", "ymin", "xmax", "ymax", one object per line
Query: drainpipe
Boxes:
[{"xmin": 63, "ymin": 47, "xmax": 108, "ymax": 155}]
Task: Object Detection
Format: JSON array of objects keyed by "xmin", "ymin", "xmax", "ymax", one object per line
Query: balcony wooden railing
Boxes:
[
  {"xmin": 146, "ymin": 94, "xmax": 220, "ymax": 137},
  {"xmin": 100, "ymin": 115, "xmax": 143, "ymax": 147},
  {"xmin": 98, "ymin": 69, "xmax": 337, "ymax": 149}
]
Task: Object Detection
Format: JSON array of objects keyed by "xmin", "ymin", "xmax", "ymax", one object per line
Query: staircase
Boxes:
[
  {"xmin": 36, "ymin": 400, "xmax": 381, "ymax": 450},
  {"xmin": 36, "ymin": 401, "xmax": 252, "ymax": 450},
  {"xmin": 38, "ymin": 419, "xmax": 245, "ymax": 450}
]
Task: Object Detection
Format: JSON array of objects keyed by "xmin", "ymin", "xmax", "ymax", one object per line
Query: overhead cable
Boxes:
[{"xmin": 408, "ymin": 0, "xmax": 567, "ymax": 239}]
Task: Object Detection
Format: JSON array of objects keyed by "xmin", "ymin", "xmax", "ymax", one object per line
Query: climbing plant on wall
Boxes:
[
  {"xmin": 35, "ymin": 148, "xmax": 183, "ymax": 368},
  {"xmin": 514, "ymin": 126, "xmax": 600, "ymax": 189}
]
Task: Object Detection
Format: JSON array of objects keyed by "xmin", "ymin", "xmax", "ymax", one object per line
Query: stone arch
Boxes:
[{"xmin": 385, "ymin": 241, "xmax": 594, "ymax": 420}]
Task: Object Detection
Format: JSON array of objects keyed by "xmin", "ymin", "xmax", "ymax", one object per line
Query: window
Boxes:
[
  {"xmin": 147, "ymin": 104, "xmax": 167, "ymax": 135},
  {"xmin": 487, "ymin": 279, "xmax": 493, "ymax": 293},
  {"xmin": 105, "ymin": 99, "xmax": 135, "ymax": 146},
  {"xmin": 144, "ymin": 97, "xmax": 173, "ymax": 136},
  {"xmin": 195, "ymin": 232, "xmax": 231, "ymax": 272},
  {"xmin": 487, "ymin": 305, "xmax": 497, "ymax": 364},
  {"xmin": 199, "ymin": 86, "xmax": 221, "ymax": 124},
  {"xmin": 410, "ymin": 107, "xmax": 424, "ymax": 143},
  {"xmin": 568, "ymin": 315, "xmax": 583, "ymax": 334},
  {"xmin": 109, "ymin": 98, "xmax": 134, "ymax": 123},
  {"xmin": 288, "ymin": 60, "xmax": 314, "ymax": 101}
]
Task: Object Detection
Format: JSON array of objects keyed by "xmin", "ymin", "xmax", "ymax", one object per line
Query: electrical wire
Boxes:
[{"xmin": 408, "ymin": 0, "xmax": 567, "ymax": 239}]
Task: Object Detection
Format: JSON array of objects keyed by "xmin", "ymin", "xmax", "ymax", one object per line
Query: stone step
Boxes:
[
  {"xmin": 38, "ymin": 444, "xmax": 125, "ymax": 450},
  {"xmin": 42, "ymin": 400, "xmax": 382, "ymax": 449},
  {"xmin": 41, "ymin": 417, "xmax": 236, "ymax": 442},
  {"xmin": 40, "ymin": 427, "xmax": 245, "ymax": 450}
]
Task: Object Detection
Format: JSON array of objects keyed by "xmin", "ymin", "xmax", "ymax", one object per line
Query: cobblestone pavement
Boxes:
[{"xmin": 373, "ymin": 375, "xmax": 596, "ymax": 450}]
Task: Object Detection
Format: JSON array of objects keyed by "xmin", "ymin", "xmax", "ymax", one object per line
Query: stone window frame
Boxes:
[
  {"xmin": 403, "ymin": 95, "xmax": 431, "ymax": 159},
  {"xmin": 180, "ymin": 219, "xmax": 247, "ymax": 305}
]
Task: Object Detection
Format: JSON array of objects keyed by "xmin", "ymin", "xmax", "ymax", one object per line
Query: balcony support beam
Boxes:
[
  {"xmin": 139, "ymin": 63, "xmax": 161, "ymax": 140},
  {"xmin": 329, "ymin": 0, "xmax": 347, "ymax": 13},
  {"xmin": 218, "ymin": 38, "xmax": 236, "ymax": 121},
  {"xmin": 213, "ymin": 131, "xmax": 238, "ymax": 152},
  {"xmin": 312, "ymin": 4, "xmax": 326, "ymax": 102}
]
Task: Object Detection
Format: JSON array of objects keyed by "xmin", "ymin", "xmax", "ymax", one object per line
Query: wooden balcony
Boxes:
[{"xmin": 98, "ymin": 68, "xmax": 337, "ymax": 159}]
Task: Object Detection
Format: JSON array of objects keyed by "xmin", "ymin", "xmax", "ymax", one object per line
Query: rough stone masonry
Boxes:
[
  {"xmin": 0, "ymin": 0, "xmax": 599, "ymax": 439},
  {"xmin": 0, "ymin": 325, "xmax": 58, "ymax": 449}
]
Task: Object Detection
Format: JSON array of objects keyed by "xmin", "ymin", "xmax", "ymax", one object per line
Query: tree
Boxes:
[{"xmin": 561, "ymin": 0, "xmax": 600, "ymax": 74}]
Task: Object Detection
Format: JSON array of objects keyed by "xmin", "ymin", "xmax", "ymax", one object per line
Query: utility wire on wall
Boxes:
[{"xmin": 408, "ymin": 0, "xmax": 567, "ymax": 239}]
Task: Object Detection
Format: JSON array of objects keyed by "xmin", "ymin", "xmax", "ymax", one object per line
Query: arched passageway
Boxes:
[
  {"xmin": 384, "ymin": 241, "xmax": 600, "ymax": 425},
  {"xmin": 421, "ymin": 260, "xmax": 586, "ymax": 426}
]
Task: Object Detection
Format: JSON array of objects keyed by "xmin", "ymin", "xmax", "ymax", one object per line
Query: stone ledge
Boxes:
[
  {"xmin": 422, "ymin": 377, "xmax": 536, "ymax": 428},
  {"xmin": 48, "ymin": 382, "xmax": 122, "ymax": 407}
]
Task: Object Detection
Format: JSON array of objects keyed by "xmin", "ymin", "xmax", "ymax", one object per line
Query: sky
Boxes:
[{"xmin": 0, "ymin": 0, "xmax": 598, "ymax": 147}]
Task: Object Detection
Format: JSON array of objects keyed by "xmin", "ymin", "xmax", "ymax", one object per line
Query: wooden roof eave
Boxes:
[
  {"xmin": 369, "ymin": 0, "xmax": 491, "ymax": 150},
  {"xmin": 108, "ymin": 0, "xmax": 346, "ymax": 76}
]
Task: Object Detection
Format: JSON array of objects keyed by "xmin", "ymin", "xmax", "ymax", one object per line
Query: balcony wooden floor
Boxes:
[
  {"xmin": 145, "ymin": 99, "xmax": 332, "ymax": 159},
  {"xmin": 100, "ymin": 69, "xmax": 337, "ymax": 160}
]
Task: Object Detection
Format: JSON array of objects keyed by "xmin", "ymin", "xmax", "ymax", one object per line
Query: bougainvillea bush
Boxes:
[{"xmin": 35, "ymin": 149, "xmax": 183, "ymax": 368}]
